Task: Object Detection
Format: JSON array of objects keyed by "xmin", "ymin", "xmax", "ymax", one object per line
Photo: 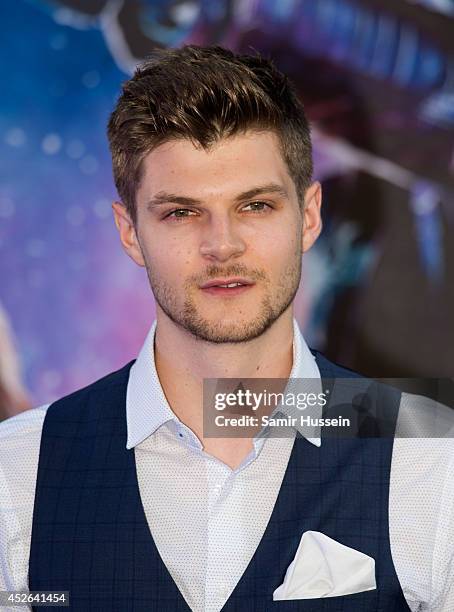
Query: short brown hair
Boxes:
[{"xmin": 107, "ymin": 45, "xmax": 312, "ymax": 223}]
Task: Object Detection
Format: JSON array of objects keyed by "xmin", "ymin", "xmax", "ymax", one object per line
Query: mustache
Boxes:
[{"xmin": 189, "ymin": 264, "xmax": 268, "ymax": 285}]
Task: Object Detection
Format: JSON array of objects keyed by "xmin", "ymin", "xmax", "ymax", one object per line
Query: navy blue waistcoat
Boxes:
[{"xmin": 29, "ymin": 352, "xmax": 411, "ymax": 611}]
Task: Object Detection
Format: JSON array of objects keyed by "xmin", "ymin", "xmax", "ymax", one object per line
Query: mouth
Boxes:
[{"xmin": 200, "ymin": 278, "xmax": 255, "ymax": 297}]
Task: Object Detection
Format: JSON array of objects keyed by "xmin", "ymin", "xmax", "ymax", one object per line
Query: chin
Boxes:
[{"xmin": 181, "ymin": 313, "xmax": 277, "ymax": 344}]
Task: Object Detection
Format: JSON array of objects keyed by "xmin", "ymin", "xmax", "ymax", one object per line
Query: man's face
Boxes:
[{"xmin": 113, "ymin": 130, "xmax": 321, "ymax": 343}]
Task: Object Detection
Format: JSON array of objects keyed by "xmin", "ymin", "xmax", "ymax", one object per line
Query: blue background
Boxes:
[{"xmin": 1, "ymin": 0, "xmax": 453, "ymax": 408}]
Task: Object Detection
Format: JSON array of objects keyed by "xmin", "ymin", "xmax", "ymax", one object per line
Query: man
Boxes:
[{"xmin": 0, "ymin": 46, "xmax": 453, "ymax": 612}]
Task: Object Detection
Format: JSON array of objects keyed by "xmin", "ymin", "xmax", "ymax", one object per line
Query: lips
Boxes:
[
  {"xmin": 200, "ymin": 278, "xmax": 253, "ymax": 289},
  {"xmin": 199, "ymin": 278, "xmax": 255, "ymax": 297}
]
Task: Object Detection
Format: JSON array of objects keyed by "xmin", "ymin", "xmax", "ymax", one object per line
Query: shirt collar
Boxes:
[{"xmin": 126, "ymin": 318, "xmax": 322, "ymax": 449}]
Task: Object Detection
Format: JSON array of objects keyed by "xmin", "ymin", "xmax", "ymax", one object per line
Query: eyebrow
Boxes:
[{"xmin": 146, "ymin": 182, "xmax": 289, "ymax": 210}]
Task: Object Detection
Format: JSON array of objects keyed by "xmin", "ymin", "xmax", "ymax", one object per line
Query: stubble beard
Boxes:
[{"xmin": 144, "ymin": 255, "xmax": 302, "ymax": 344}]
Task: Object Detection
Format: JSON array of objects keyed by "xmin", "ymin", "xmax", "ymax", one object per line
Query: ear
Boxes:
[
  {"xmin": 301, "ymin": 181, "xmax": 322, "ymax": 254},
  {"xmin": 112, "ymin": 202, "xmax": 146, "ymax": 267}
]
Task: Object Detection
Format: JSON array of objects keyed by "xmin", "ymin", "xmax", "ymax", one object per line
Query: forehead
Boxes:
[{"xmin": 138, "ymin": 131, "xmax": 296, "ymax": 201}]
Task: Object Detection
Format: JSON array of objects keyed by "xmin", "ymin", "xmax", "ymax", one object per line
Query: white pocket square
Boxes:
[{"xmin": 273, "ymin": 531, "xmax": 376, "ymax": 600}]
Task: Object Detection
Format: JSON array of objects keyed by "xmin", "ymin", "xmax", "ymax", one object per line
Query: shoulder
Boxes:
[
  {"xmin": 0, "ymin": 361, "xmax": 135, "ymax": 454},
  {"xmin": 310, "ymin": 349, "xmax": 364, "ymax": 379},
  {"xmin": 0, "ymin": 405, "xmax": 49, "ymax": 454},
  {"xmin": 0, "ymin": 407, "xmax": 52, "ymax": 593},
  {"xmin": 390, "ymin": 392, "xmax": 454, "ymax": 608},
  {"xmin": 392, "ymin": 391, "xmax": 454, "ymax": 478},
  {"xmin": 311, "ymin": 350, "xmax": 401, "ymax": 423},
  {"xmin": 48, "ymin": 360, "xmax": 135, "ymax": 411},
  {"xmin": 0, "ymin": 406, "xmax": 50, "ymax": 496},
  {"xmin": 0, "ymin": 407, "xmax": 49, "ymax": 547},
  {"xmin": 391, "ymin": 391, "xmax": 454, "ymax": 490}
]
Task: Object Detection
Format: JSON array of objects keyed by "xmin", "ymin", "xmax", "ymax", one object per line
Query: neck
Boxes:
[
  {"xmin": 155, "ymin": 308, "xmax": 294, "ymax": 378},
  {"xmin": 153, "ymin": 308, "xmax": 294, "ymax": 451}
]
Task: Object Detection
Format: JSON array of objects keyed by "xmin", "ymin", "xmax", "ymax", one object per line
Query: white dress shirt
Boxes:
[{"xmin": 1, "ymin": 319, "xmax": 454, "ymax": 612}]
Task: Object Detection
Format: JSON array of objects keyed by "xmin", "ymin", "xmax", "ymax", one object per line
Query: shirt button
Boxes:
[
  {"xmin": 218, "ymin": 584, "xmax": 230, "ymax": 598},
  {"xmin": 213, "ymin": 484, "xmax": 222, "ymax": 494}
]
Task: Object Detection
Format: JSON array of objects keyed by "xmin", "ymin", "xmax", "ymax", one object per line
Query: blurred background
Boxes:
[{"xmin": 1, "ymin": 0, "xmax": 453, "ymax": 419}]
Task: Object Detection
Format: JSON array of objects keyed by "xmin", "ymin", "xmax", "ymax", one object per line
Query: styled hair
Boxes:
[{"xmin": 107, "ymin": 45, "xmax": 312, "ymax": 223}]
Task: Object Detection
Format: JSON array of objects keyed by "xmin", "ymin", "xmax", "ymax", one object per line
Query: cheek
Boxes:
[
  {"xmin": 251, "ymin": 223, "xmax": 300, "ymax": 261},
  {"xmin": 141, "ymin": 233, "xmax": 197, "ymax": 277}
]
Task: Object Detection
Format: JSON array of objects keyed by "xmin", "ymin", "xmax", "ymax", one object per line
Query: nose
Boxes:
[{"xmin": 199, "ymin": 215, "xmax": 247, "ymax": 262}]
